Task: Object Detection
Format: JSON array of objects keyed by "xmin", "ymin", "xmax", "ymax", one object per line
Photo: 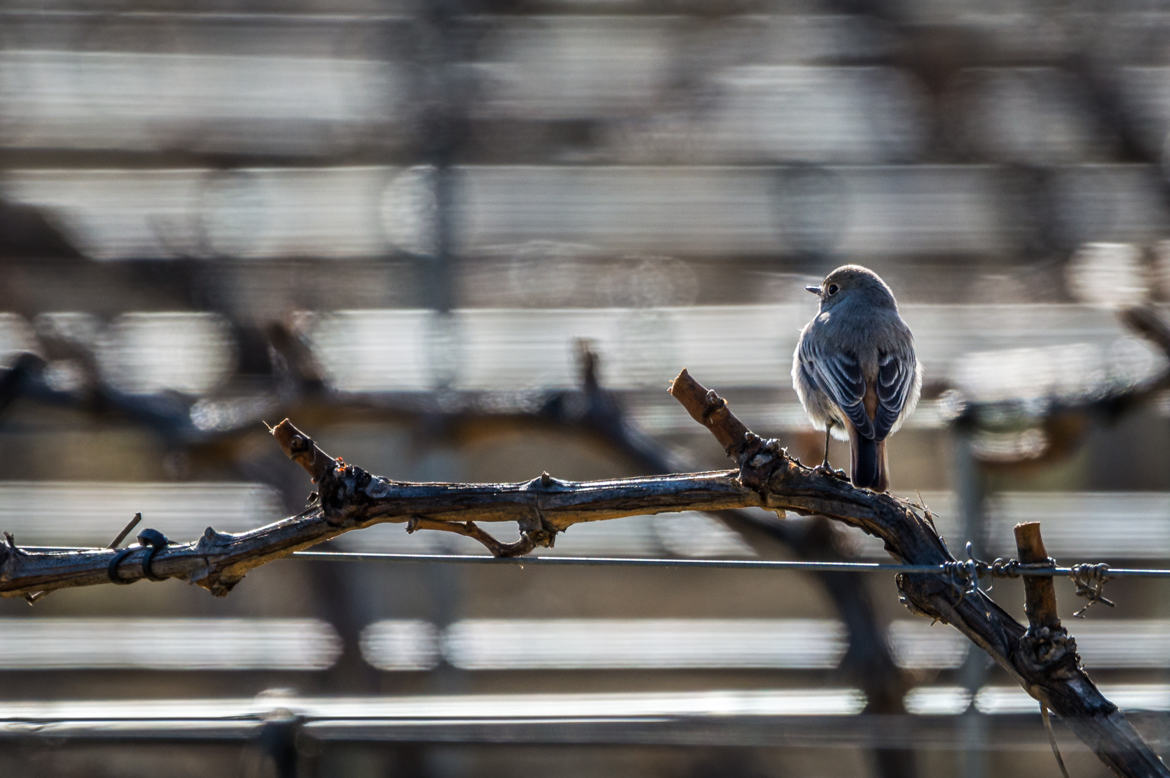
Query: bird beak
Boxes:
[{"xmin": 804, "ymin": 285, "xmax": 822, "ymax": 295}]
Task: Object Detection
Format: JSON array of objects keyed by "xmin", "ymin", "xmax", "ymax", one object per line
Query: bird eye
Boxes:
[{"xmin": 827, "ymin": 283, "xmax": 839, "ymax": 295}]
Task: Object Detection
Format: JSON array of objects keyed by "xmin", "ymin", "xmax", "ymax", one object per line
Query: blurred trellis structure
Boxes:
[{"xmin": 2, "ymin": 1, "xmax": 1170, "ymax": 777}]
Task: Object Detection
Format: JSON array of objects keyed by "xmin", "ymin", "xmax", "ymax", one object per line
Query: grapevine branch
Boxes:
[{"xmin": 0, "ymin": 372, "xmax": 1166, "ymax": 775}]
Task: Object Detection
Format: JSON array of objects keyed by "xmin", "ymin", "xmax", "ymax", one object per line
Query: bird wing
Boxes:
[
  {"xmin": 798, "ymin": 336, "xmax": 874, "ymax": 439},
  {"xmin": 873, "ymin": 345, "xmax": 917, "ymax": 440}
]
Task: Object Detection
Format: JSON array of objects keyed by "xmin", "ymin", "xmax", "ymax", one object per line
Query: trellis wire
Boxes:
[{"xmin": 288, "ymin": 550, "xmax": 1165, "ymax": 578}]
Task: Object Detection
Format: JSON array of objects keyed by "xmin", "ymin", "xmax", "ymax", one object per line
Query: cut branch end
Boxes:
[
  {"xmin": 270, "ymin": 418, "xmax": 337, "ymax": 483},
  {"xmin": 1014, "ymin": 522, "xmax": 1061, "ymax": 631}
]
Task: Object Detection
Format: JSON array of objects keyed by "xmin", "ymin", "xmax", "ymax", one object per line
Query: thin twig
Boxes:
[{"xmin": 108, "ymin": 513, "xmax": 143, "ymax": 551}]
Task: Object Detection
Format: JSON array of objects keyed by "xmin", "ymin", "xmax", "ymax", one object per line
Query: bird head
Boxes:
[{"xmin": 805, "ymin": 265, "xmax": 898, "ymax": 312}]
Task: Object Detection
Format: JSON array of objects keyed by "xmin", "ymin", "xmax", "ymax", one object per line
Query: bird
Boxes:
[{"xmin": 791, "ymin": 265, "xmax": 921, "ymax": 492}]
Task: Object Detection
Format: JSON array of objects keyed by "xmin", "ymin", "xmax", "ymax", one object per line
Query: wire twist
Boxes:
[
  {"xmin": 987, "ymin": 557, "xmax": 1022, "ymax": 578},
  {"xmin": 942, "ymin": 541, "xmax": 984, "ymax": 602},
  {"xmin": 1070, "ymin": 563, "xmax": 1115, "ymax": 617}
]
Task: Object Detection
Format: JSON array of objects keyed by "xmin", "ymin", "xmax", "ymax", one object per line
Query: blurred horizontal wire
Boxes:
[
  {"xmin": 358, "ymin": 617, "xmax": 1170, "ymax": 673},
  {"xmin": 5, "ymin": 684, "xmax": 1170, "ymax": 730},
  {"xmin": 5, "ymin": 166, "xmax": 1166, "ymax": 260},
  {"xmin": 0, "ymin": 618, "xmax": 342, "ymax": 670},
  {"xmin": 437, "ymin": 618, "xmax": 848, "ymax": 671},
  {"xmin": 0, "ymin": 688, "xmax": 869, "ymax": 722},
  {"xmin": 903, "ymin": 684, "xmax": 1170, "ymax": 716},
  {"xmin": 3, "ymin": 615, "xmax": 1166, "ymax": 674}
]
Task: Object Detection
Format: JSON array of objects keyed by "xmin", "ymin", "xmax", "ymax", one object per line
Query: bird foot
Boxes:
[{"xmin": 813, "ymin": 463, "xmax": 850, "ymax": 482}]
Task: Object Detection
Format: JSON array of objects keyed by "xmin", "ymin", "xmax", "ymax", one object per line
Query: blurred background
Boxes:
[{"xmin": 2, "ymin": 0, "xmax": 1170, "ymax": 776}]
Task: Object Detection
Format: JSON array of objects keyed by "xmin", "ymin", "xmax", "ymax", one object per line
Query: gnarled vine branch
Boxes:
[{"xmin": 0, "ymin": 371, "xmax": 1166, "ymax": 776}]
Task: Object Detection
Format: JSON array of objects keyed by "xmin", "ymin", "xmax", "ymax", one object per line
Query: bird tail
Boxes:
[{"xmin": 849, "ymin": 426, "xmax": 888, "ymax": 492}]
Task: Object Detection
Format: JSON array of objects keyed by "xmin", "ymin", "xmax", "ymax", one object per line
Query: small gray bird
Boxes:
[{"xmin": 791, "ymin": 265, "xmax": 921, "ymax": 492}]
